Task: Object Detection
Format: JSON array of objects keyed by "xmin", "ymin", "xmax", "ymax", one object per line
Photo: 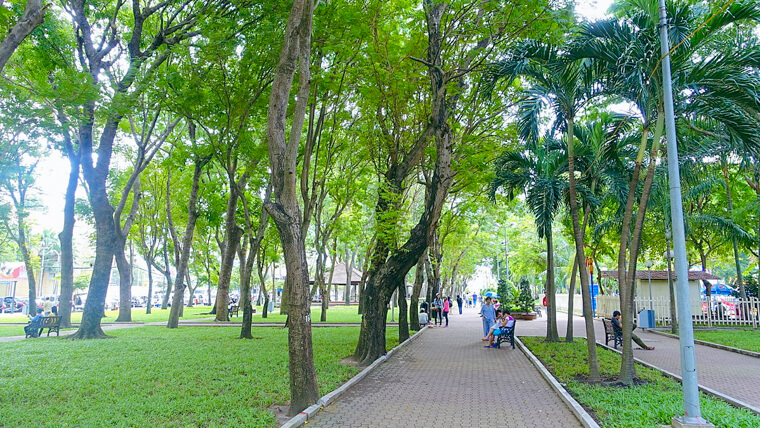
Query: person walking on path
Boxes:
[
  {"xmin": 612, "ymin": 310, "xmax": 654, "ymax": 350},
  {"xmin": 472, "ymin": 292, "xmax": 478, "ymax": 307},
  {"xmin": 433, "ymin": 293, "xmax": 444, "ymax": 326},
  {"xmin": 479, "ymin": 296, "xmax": 496, "ymax": 337},
  {"xmin": 442, "ymin": 296, "xmax": 450, "ymax": 327},
  {"xmin": 456, "ymin": 295, "xmax": 463, "ymax": 314}
]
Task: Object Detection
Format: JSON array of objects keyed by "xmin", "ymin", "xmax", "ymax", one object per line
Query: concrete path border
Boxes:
[
  {"xmin": 648, "ymin": 329, "xmax": 760, "ymax": 359},
  {"xmin": 280, "ymin": 326, "xmax": 428, "ymax": 428},
  {"xmin": 597, "ymin": 342, "xmax": 760, "ymax": 416},
  {"xmin": 516, "ymin": 337, "xmax": 600, "ymax": 428}
]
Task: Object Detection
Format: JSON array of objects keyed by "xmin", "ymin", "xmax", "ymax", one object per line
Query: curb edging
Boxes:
[
  {"xmin": 648, "ymin": 330, "xmax": 760, "ymax": 359},
  {"xmin": 280, "ymin": 326, "xmax": 428, "ymax": 427},
  {"xmin": 596, "ymin": 342, "xmax": 760, "ymax": 416},
  {"xmin": 516, "ymin": 337, "xmax": 601, "ymax": 428}
]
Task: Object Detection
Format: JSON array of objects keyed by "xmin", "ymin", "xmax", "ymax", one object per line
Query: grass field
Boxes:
[
  {"xmin": 243, "ymin": 305, "xmax": 397, "ymax": 323},
  {"xmin": 0, "ymin": 325, "xmax": 397, "ymax": 427},
  {"xmin": 691, "ymin": 329, "xmax": 760, "ymax": 353},
  {"xmin": 521, "ymin": 337, "xmax": 760, "ymax": 427},
  {"xmin": 0, "ymin": 306, "xmax": 214, "ymax": 324}
]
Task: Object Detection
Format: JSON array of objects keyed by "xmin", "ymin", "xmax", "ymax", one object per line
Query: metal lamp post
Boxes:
[
  {"xmin": 645, "ymin": 260, "xmax": 654, "ymax": 311},
  {"xmin": 664, "ymin": 228, "xmax": 678, "ymax": 334},
  {"xmin": 505, "ymin": 222, "xmax": 515, "ymax": 282},
  {"xmin": 658, "ymin": 0, "xmax": 711, "ymax": 425}
]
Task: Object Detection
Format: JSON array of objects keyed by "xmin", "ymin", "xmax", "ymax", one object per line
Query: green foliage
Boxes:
[
  {"xmin": 522, "ymin": 337, "xmax": 760, "ymax": 428},
  {"xmin": 0, "ymin": 326, "xmax": 398, "ymax": 427},
  {"xmin": 516, "ymin": 277, "xmax": 534, "ymax": 312},
  {"xmin": 688, "ymin": 329, "xmax": 760, "ymax": 354},
  {"xmin": 496, "ymin": 279, "xmax": 512, "ymax": 310}
]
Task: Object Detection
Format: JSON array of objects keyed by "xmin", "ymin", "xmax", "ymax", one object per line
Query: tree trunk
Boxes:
[
  {"xmin": 410, "ymin": 251, "xmax": 425, "ymax": 331},
  {"xmin": 57, "ymin": 146, "xmax": 79, "ymax": 329},
  {"xmin": 70, "ymin": 184, "xmax": 117, "ymax": 339},
  {"xmin": 264, "ymin": 0, "xmax": 319, "ymax": 415},
  {"xmin": 545, "ymin": 226, "xmax": 558, "ymax": 342},
  {"xmin": 167, "ymin": 159, "xmax": 206, "ymax": 328},
  {"xmin": 240, "ymin": 237, "xmax": 256, "ymax": 339},
  {"xmin": 345, "ymin": 248, "xmax": 355, "ymax": 305},
  {"xmin": 723, "ymin": 164, "xmax": 745, "ymax": 299},
  {"xmin": 566, "ymin": 117, "xmax": 600, "ymax": 382},
  {"xmin": 114, "ymin": 244, "xmax": 133, "ymax": 322},
  {"xmin": 565, "ymin": 257, "xmax": 578, "ymax": 342},
  {"xmin": 397, "ymin": 278, "xmax": 409, "ymax": 342},
  {"xmin": 160, "ymin": 242, "xmax": 173, "ymax": 310},
  {"xmin": 0, "ymin": 0, "xmax": 46, "ymax": 73},
  {"xmin": 146, "ymin": 257, "xmax": 153, "ymax": 315},
  {"xmin": 619, "ymin": 115, "xmax": 663, "ymax": 385},
  {"xmin": 215, "ymin": 184, "xmax": 243, "ymax": 322}
]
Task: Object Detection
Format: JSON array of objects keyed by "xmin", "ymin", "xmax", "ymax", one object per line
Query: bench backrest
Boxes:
[
  {"xmin": 229, "ymin": 305, "xmax": 239, "ymax": 311},
  {"xmin": 602, "ymin": 318, "xmax": 613, "ymax": 334},
  {"xmin": 40, "ymin": 316, "xmax": 61, "ymax": 328}
]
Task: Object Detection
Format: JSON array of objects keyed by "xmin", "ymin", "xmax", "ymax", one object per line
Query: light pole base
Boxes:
[{"xmin": 672, "ymin": 416, "xmax": 715, "ymax": 428}]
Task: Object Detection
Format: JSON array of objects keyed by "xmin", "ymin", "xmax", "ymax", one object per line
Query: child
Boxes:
[{"xmin": 483, "ymin": 310, "xmax": 514, "ymax": 348}]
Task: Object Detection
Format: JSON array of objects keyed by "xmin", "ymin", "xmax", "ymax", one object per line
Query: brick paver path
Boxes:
[
  {"xmin": 308, "ymin": 307, "xmax": 582, "ymax": 428},
  {"xmin": 519, "ymin": 311, "xmax": 760, "ymax": 410}
]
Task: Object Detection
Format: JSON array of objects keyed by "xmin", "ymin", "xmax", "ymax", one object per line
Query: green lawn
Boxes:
[
  {"xmin": 0, "ymin": 326, "xmax": 77, "ymax": 337},
  {"xmin": 0, "ymin": 325, "xmax": 398, "ymax": 427},
  {"xmin": 691, "ymin": 329, "xmax": 760, "ymax": 354},
  {"xmin": 0, "ymin": 306, "xmax": 214, "ymax": 324},
  {"xmin": 220, "ymin": 305, "xmax": 398, "ymax": 323},
  {"xmin": 521, "ymin": 337, "xmax": 760, "ymax": 428}
]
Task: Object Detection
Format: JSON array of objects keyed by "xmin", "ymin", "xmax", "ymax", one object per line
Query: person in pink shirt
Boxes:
[{"xmin": 442, "ymin": 296, "xmax": 450, "ymax": 327}]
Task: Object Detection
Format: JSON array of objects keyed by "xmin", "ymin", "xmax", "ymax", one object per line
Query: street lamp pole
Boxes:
[
  {"xmin": 645, "ymin": 260, "xmax": 654, "ymax": 311},
  {"xmin": 505, "ymin": 222, "xmax": 515, "ymax": 282},
  {"xmin": 658, "ymin": 1, "xmax": 709, "ymax": 425},
  {"xmin": 665, "ymin": 228, "xmax": 678, "ymax": 334}
]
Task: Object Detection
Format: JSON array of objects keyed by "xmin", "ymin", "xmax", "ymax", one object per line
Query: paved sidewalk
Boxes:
[
  {"xmin": 308, "ymin": 307, "xmax": 582, "ymax": 428},
  {"xmin": 519, "ymin": 311, "xmax": 760, "ymax": 410}
]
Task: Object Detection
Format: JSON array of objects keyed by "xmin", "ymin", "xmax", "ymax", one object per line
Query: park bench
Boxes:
[
  {"xmin": 24, "ymin": 316, "xmax": 61, "ymax": 338},
  {"xmin": 602, "ymin": 318, "xmax": 622, "ymax": 349},
  {"xmin": 229, "ymin": 305, "xmax": 240, "ymax": 317},
  {"xmin": 494, "ymin": 321, "xmax": 516, "ymax": 349}
]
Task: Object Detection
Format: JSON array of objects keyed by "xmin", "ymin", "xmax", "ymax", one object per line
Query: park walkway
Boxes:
[
  {"xmin": 308, "ymin": 307, "xmax": 582, "ymax": 428},
  {"xmin": 519, "ymin": 311, "xmax": 760, "ymax": 411}
]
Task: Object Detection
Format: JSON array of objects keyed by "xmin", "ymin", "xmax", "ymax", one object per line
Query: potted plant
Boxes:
[{"xmin": 513, "ymin": 278, "xmax": 537, "ymax": 320}]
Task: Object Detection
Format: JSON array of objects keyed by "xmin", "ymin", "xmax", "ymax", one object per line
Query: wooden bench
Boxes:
[
  {"xmin": 602, "ymin": 318, "xmax": 622, "ymax": 349},
  {"xmin": 25, "ymin": 316, "xmax": 61, "ymax": 338},
  {"xmin": 229, "ymin": 305, "xmax": 240, "ymax": 317},
  {"xmin": 494, "ymin": 321, "xmax": 516, "ymax": 349}
]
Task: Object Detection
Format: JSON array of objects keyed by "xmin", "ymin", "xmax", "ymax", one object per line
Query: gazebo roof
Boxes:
[
  {"xmin": 600, "ymin": 270, "xmax": 720, "ymax": 281},
  {"xmin": 309, "ymin": 262, "xmax": 363, "ymax": 285}
]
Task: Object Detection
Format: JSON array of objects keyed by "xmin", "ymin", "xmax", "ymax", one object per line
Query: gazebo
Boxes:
[{"xmin": 309, "ymin": 262, "xmax": 363, "ymax": 303}]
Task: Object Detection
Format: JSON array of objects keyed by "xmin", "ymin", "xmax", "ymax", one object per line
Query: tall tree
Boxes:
[
  {"xmin": 263, "ymin": 0, "xmax": 319, "ymax": 415},
  {"xmin": 490, "ymin": 136, "xmax": 566, "ymax": 342}
]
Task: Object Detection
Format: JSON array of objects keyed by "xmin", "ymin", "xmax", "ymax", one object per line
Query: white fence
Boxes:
[{"xmin": 555, "ymin": 293, "xmax": 760, "ymax": 328}]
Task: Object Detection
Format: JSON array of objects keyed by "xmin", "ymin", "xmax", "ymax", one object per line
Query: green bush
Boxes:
[{"xmin": 516, "ymin": 278, "xmax": 534, "ymax": 312}]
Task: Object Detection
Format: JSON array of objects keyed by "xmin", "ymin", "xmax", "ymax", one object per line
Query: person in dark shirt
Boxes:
[
  {"xmin": 24, "ymin": 308, "xmax": 45, "ymax": 338},
  {"xmin": 612, "ymin": 310, "xmax": 654, "ymax": 350}
]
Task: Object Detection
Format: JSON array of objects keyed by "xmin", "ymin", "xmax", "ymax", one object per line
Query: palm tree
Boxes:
[
  {"xmin": 484, "ymin": 39, "xmax": 602, "ymax": 381},
  {"xmin": 490, "ymin": 136, "xmax": 566, "ymax": 342},
  {"xmin": 572, "ymin": 0, "xmax": 760, "ymax": 384}
]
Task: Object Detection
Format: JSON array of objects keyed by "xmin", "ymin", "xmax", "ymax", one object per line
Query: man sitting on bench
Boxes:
[
  {"xmin": 24, "ymin": 308, "xmax": 45, "ymax": 338},
  {"xmin": 612, "ymin": 310, "xmax": 654, "ymax": 350}
]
